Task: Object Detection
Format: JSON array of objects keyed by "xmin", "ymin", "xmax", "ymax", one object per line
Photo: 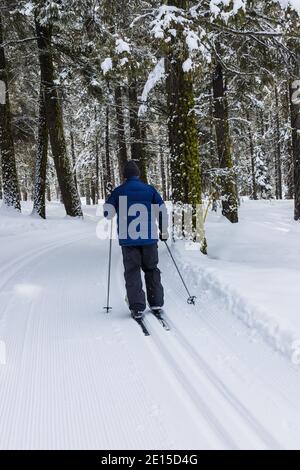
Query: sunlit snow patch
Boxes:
[{"xmin": 14, "ymin": 283, "xmax": 42, "ymax": 299}]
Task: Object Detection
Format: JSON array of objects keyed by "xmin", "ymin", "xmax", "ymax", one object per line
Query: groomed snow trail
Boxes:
[{"xmin": 1, "ymin": 208, "xmax": 300, "ymax": 449}]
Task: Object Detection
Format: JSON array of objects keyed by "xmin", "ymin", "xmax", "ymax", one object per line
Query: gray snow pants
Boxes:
[{"xmin": 121, "ymin": 243, "xmax": 164, "ymax": 312}]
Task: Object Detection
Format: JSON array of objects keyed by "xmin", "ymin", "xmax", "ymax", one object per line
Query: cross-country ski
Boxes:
[
  {"xmin": 133, "ymin": 317, "xmax": 150, "ymax": 337},
  {"xmin": 150, "ymin": 309, "xmax": 171, "ymax": 331}
]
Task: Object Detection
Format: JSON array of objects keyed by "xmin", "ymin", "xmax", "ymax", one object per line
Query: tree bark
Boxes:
[
  {"xmin": 35, "ymin": 14, "xmax": 82, "ymax": 217},
  {"xmin": 47, "ymin": 184, "xmax": 51, "ymax": 202},
  {"xmin": 32, "ymin": 84, "xmax": 48, "ymax": 218},
  {"xmin": 160, "ymin": 149, "xmax": 167, "ymax": 200},
  {"xmin": 274, "ymin": 85, "xmax": 283, "ymax": 200},
  {"xmin": 114, "ymin": 86, "xmax": 127, "ymax": 180},
  {"xmin": 91, "ymin": 179, "xmax": 96, "ymax": 205},
  {"xmin": 85, "ymin": 171, "xmax": 91, "ymax": 205},
  {"xmin": 128, "ymin": 79, "xmax": 147, "ymax": 182},
  {"xmin": 70, "ymin": 129, "xmax": 78, "ymax": 190},
  {"xmin": 166, "ymin": 55, "xmax": 202, "ymax": 206},
  {"xmin": 0, "ymin": 12, "xmax": 21, "ymax": 211},
  {"xmin": 290, "ymin": 78, "xmax": 300, "ymax": 220},
  {"xmin": 95, "ymin": 133, "xmax": 100, "ymax": 203},
  {"xmin": 104, "ymin": 105, "xmax": 112, "ymax": 197},
  {"xmin": 165, "ymin": 0, "xmax": 206, "ymax": 251},
  {"xmin": 212, "ymin": 60, "xmax": 238, "ymax": 223},
  {"xmin": 246, "ymin": 110, "xmax": 257, "ymax": 200}
]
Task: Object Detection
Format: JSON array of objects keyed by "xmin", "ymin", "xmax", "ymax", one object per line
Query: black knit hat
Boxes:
[{"xmin": 123, "ymin": 160, "xmax": 140, "ymax": 179}]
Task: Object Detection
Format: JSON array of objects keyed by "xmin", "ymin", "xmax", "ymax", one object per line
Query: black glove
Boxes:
[{"xmin": 159, "ymin": 230, "xmax": 169, "ymax": 241}]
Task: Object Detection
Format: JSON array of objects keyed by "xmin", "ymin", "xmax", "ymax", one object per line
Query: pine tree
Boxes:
[
  {"xmin": 35, "ymin": 6, "xmax": 82, "ymax": 217},
  {"xmin": 32, "ymin": 85, "xmax": 48, "ymax": 218},
  {"xmin": 290, "ymin": 76, "xmax": 300, "ymax": 220},
  {"xmin": 0, "ymin": 11, "xmax": 21, "ymax": 211},
  {"xmin": 212, "ymin": 58, "xmax": 238, "ymax": 223}
]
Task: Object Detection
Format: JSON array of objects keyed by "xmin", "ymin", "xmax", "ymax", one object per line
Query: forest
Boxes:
[{"xmin": 1, "ymin": 0, "xmax": 300, "ymax": 235}]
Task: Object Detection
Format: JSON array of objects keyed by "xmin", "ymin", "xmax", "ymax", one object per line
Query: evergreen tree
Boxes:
[
  {"xmin": 0, "ymin": 11, "xmax": 21, "ymax": 211},
  {"xmin": 34, "ymin": 2, "xmax": 82, "ymax": 217},
  {"xmin": 32, "ymin": 85, "xmax": 48, "ymax": 218}
]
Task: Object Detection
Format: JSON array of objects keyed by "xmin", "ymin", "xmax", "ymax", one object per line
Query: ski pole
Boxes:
[
  {"xmin": 104, "ymin": 219, "xmax": 113, "ymax": 313},
  {"xmin": 164, "ymin": 241, "xmax": 196, "ymax": 305}
]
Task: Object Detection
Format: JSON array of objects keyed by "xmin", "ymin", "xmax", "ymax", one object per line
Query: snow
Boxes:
[
  {"xmin": 176, "ymin": 199, "xmax": 300, "ymax": 362},
  {"xmin": 185, "ymin": 30, "xmax": 200, "ymax": 51},
  {"xmin": 90, "ymin": 77, "xmax": 100, "ymax": 87},
  {"xmin": 138, "ymin": 58, "xmax": 165, "ymax": 117},
  {"xmin": 182, "ymin": 58, "xmax": 193, "ymax": 72},
  {"xmin": 1, "ymin": 199, "xmax": 300, "ymax": 449},
  {"xmin": 115, "ymin": 39, "xmax": 131, "ymax": 55},
  {"xmin": 209, "ymin": 0, "xmax": 247, "ymax": 21},
  {"xmin": 150, "ymin": 5, "xmax": 187, "ymax": 39},
  {"xmin": 276, "ymin": 0, "xmax": 300, "ymax": 14},
  {"xmin": 120, "ymin": 57, "xmax": 129, "ymax": 67},
  {"xmin": 20, "ymin": 1, "xmax": 35, "ymax": 16},
  {"xmin": 100, "ymin": 58, "xmax": 113, "ymax": 75},
  {"xmin": 210, "ymin": 0, "xmax": 300, "ymax": 17}
]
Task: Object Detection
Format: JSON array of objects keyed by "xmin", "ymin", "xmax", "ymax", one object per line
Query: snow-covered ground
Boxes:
[
  {"xmin": 184, "ymin": 198, "xmax": 300, "ymax": 360},
  {"xmin": 0, "ymin": 199, "xmax": 300, "ymax": 449}
]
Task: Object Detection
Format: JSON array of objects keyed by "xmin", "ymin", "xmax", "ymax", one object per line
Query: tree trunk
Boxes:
[
  {"xmin": 274, "ymin": 85, "xmax": 283, "ymax": 200},
  {"xmin": 114, "ymin": 86, "xmax": 127, "ymax": 180},
  {"xmin": 166, "ymin": 55, "xmax": 201, "ymax": 206},
  {"xmin": 95, "ymin": 107, "xmax": 100, "ymax": 203},
  {"xmin": 128, "ymin": 79, "xmax": 147, "ymax": 182},
  {"xmin": 160, "ymin": 149, "xmax": 167, "ymax": 200},
  {"xmin": 70, "ymin": 129, "xmax": 78, "ymax": 190},
  {"xmin": 46, "ymin": 184, "xmax": 51, "ymax": 202},
  {"xmin": 165, "ymin": 0, "xmax": 206, "ymax": 251},
  {"xmin": 212, "ymin": 60, "xmax": 238, "ymax": 223},
  {"xmin": 104, "ymin": 105, "xmax": 112, "ymax": 197},
  {"xmin": 99, "ymin": 155, "xmax": 105, "ymax": 200},
  {"xmin": 32, "ymin": 85, "xmax": 48, "ymax": 218},
  {"xmin": 95, "ymin": 133, "xmax": 99, "ymax": 203},
  {"xmin": 285, "ymin": 85, "xmax": 294, "ymax": 199},
  {"xmin": 290, "ymin": 78, "xmax": 300, "ymax": 220},
  {"xmin": 35, "ymin": 14, "xmax": 82, "ymax": 217},
  {"xmin": 246, "ymin": 110, "xmax": 257, "ymax": 200},
  {"xmin": 0, "ymin": 12, "xmax": 21, "ymax": 211},
  {"xmin": 91, "ymin": 179, "xmax": 96, "ymax": 205},
  {"xmin": 85, "ymin": 172, "xmax": 91, "ymax": 205}
]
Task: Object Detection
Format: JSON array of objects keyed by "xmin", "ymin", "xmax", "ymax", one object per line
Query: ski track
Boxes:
[
  {"xmin": 1, "ymin": 222, "xmax": 300, "ymax": 449},
  {"xmin": 144, "ymin": 317, "xmax": 237, "ymax": 450},
  {"xmin": 160, "ymin": 247, "xmax": 300, "ymax": 449},
  {"xmin": 157, "ymin": 314, "xmax": 281, "ymax": 449},
  {"xmin": 0, "ymin": 229, "xmax": 206, "ymax": 449}
]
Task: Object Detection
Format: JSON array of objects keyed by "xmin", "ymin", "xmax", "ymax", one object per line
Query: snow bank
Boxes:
[
  {"xmin": 174, "ymin": 200, "xmax": 300, "ymax": 364},
  {"xmin": 0, "ymin": 200, "xmax": 96, "ymax": 238}
]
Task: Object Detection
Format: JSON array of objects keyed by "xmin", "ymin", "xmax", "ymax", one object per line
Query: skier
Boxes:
[{"xmin": 104, "ymin": 160, "xmax": 169, "ymax": 321}]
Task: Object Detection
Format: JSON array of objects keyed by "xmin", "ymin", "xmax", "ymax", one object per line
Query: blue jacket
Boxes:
[{"xmin": 104, "ymin": 176, "xmax": 167, "ymax": 246}]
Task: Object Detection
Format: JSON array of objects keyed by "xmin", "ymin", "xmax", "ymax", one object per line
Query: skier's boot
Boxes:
[
  {"xmin": 131, "ymin": 310, "xmax": 144, "ymax": 321},
  {"xmin": 150, "ymin": 306, "xmax": 163, "ymax": 315}
]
